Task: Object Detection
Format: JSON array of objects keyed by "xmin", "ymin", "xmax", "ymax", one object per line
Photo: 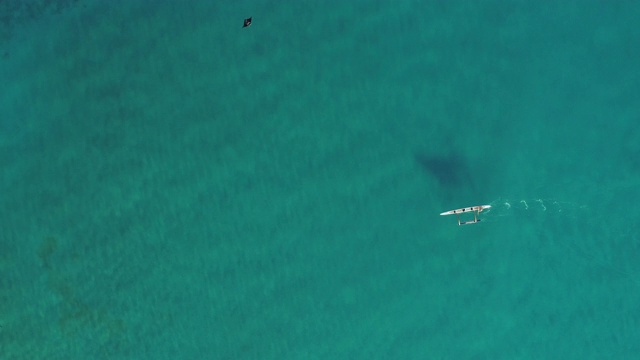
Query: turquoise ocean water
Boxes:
[{"xmin": 2, "ymin": 1, "xmax": 640, "ymax": 358}]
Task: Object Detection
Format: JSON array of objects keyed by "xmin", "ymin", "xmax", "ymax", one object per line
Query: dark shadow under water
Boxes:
[{"xmin": 415, "ymin": 152, "xmax": 479, "ymax": 203}]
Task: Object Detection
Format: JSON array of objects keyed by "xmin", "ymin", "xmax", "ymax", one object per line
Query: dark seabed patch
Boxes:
[{"xmin": 414, "ymin": 152, "xmax": 473, "ymax": 188}]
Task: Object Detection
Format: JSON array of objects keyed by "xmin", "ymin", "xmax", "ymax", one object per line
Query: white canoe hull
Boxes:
[{"xmin": 440, "ymin": 205, "xmax": 491, "ymax": 216}]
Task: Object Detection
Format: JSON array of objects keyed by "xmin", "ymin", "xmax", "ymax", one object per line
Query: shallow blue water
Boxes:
[{"xmin": 2, "ymin": 1, "xmax": 640, "ymax": 358}]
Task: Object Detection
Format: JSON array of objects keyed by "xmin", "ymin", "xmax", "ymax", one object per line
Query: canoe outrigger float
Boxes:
[{"xmin": 440, "ymin": 205, "xmax": 491, "ymax": 225}]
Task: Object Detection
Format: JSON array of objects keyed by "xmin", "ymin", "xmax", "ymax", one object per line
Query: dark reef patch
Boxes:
[
  {"xmin": 414, "ymin": 151, "xmax": 481, "ymax": 202},
  {"xmin": 415, "ymin": 152, "xmax": 472, "ymax": 188}
]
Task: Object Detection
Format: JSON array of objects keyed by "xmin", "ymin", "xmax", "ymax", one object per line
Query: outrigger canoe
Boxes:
[{"xmin": 440, "ymin": 205, "xmax": 491, "ymax": 225}]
